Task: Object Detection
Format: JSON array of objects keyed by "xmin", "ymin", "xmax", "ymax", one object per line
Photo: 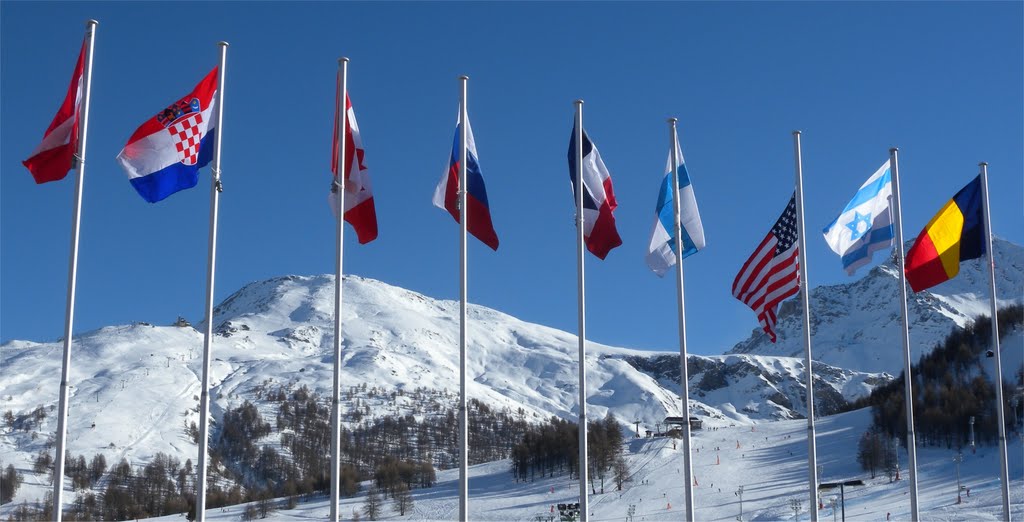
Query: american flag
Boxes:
[{"xmin": 732, "ymin": 194, "xmax": 800, "ymax": 343}]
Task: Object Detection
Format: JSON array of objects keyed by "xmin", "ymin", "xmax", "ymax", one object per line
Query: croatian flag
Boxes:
[
  {"xmin": 646, "ymin": 134, "xmax": 705, "ymax": 276},
  {"xmin": 568, "ymin": 123, "xmax": 621, "ymax": 260},
  {"xmin": 822, "ymin": 161, "xmax": 893, "ymax": 275},
  {"xmin": 116, "ymin": 68, "xmax": 218, "ymax": 203},
  {"xmin": 432, "ymin": 109, "xmax": 499, "ymax": 250},
  {"xmin": 328, "ymin": 91, "xmax": 378, "ymax": 244},
  {"xmin": 23, "ymin": 39, "xmax": 86, "ymax": 184}
]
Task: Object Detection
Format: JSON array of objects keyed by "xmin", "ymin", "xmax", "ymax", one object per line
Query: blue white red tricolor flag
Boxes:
[
  {"xmin": 433, "ymin": 109, "xmax": 499, "ymax": 250},
  {"xmin": 646, "ymin": 134, "xmax": 705, "ymax": 276},
  {"xmin": 328, "ymin": 90, "xmax": 378, "ymax": 244},
  {"xmin": 732, "ymin": 194, "xmax": 800, "ymax": 343},
  {"xmin": 116, "ymin": 68, "xmax": 218, "ymax": 203},
  {"xmin": 23, "ymin": 38, "xmax": 86, "ymax": 184},
  {"xmin": 568, "ymin": 123, "xmax": 621, "ymax": 260}
]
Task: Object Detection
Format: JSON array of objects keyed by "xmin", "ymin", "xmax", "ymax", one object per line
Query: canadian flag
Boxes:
[
  {"xmin": 329, "ymin": 88, "xmax": 377, "ymax": 244},
  {"xmin": 23, "ymin": 39, "xmax": 86, "ymax": 184}
]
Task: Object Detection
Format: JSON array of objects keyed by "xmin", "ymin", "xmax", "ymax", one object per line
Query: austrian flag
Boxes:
[
  {"xmin": 116, "ymin": 68, "xmax": 219, "ymax": 203},
  {"xmin": 23, "ymin": 39, "xmax": 87, "ymax": 184}
]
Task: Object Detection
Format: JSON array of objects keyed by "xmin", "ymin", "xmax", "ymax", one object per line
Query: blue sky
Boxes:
[{"xmin": 2, "ymin": 2, "xmax": 1022, "ymax": 356}]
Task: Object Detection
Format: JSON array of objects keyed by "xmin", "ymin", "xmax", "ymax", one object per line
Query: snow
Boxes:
[
  {"xmin": 133, "ymin": 408, "xmax": 1022, "ymax": 521},
  {"xmin": 730, "ymin": 238, "xmax": 1024, "ymax": 374},
  {"xmin": 2, "ymin": 258, "xmax": 1020, "ymax": 520}
]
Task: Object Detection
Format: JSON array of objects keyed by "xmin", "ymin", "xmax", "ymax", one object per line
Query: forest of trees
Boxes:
[
  {"xmin": 510, "ymin": 413, "xmax": 628, "ymax": 494},
  {"xmin": 4, "ymin": 383, "xmax": 544, "ymax": 520},
  {"xmin": 848, "ymin": 304, "xmax": 1023, "ymax": 449}
]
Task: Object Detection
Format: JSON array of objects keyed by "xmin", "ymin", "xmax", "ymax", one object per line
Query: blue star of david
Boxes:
[{"xmin": 846, "ymin": 211, "xmax": 872, "ymax": 241}]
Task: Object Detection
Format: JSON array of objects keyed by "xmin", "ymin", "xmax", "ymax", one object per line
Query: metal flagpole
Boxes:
[
  {"xmin": 574, "ymin": 99, "xmax": 589, "ymax": 522},
  {"xmin": 792, "ymin": 131, "xmax": 819, "ymax": 522},
  {"xmin": 51, "ymin": 19, "xmax": 97, "ymax": 522},
  {"xmin": 458, "ymin": 74, "xmax": 470, "ymax": 522},
  {"xmin": 668, "ymin": 118, "xmax": 696, "ymax": 522},
  {"xmin": 887, "ymin": 147, "xmax": 921, "ymax": 521},
  {"xmin": 329, "ymin": 56, "xmax": 349, "ymax": 522},
  {"xmin": 979, "ymin": 162, "xmax": 1011, "ymax": 522},
  {"xmin": 196, "ymin": 41, "xmax": 228, "ymax": 522}
]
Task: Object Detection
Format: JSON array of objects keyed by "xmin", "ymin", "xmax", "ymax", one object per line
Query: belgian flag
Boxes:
[{"xmin": 905, "ymin": 176, "xmax": 984, "ymax": 292}]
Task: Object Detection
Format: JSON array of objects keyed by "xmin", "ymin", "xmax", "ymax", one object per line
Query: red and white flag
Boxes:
[
  {"xmin": 329, "ymin": 88, "xmax": 377, "ymax": 244},
  {"xmin": 23, "ymin": 39, "xmax": 87, "ymax": 184},
  {"xmin": 732, "ymin": 194, "xmax": 800, "ymax": 343}
]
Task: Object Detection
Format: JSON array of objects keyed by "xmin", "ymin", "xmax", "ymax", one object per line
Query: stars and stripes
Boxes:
[{"xmin": 732, "ymin": 194, "xmax": 800, "ymax": 343}]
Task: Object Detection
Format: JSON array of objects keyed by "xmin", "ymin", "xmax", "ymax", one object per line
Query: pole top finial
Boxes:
[
  {"xmin": 459, "ymin": 75, "xmax": 469, "ymax": 81},
  {"xmin": 574, "ymin": 99, "xmax": 584, "ymax": 106},
  {"xmin": 86, "ymin": 19, "xmax": 99, "ymax": 26},
  {"xmin": 339, "ymin": 57, "xmax": 349, "ymax": 64},
  {"xmin": 792, "ymin": 130, "xmax": 802, "ymax": 136},
  {"xmin": 218, "ymin": 41, "xmax": 229, "ymax": 48},
  {"xmin": 979, "ymin": 161, "xmax": 988, "ymax": 167},
  {"xmin": 889, "ymin": 147, "xmax": 899, "ymax": 153},
  {"xmin": 668, "ymin": 117, "xmax": 678, "ymax": 124}
]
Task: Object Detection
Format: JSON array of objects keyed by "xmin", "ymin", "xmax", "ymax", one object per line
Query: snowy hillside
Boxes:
[
  {"xmin": 0, "ymin": 273, "xmax": 890, "ymax": 514},
  {"xmin": 144, "ymin": 409, "xmax": 1022, "ymax": 521},
  {"xmin": 729, "ymin": 238, "xmax": 1024, "ymax": 374}
]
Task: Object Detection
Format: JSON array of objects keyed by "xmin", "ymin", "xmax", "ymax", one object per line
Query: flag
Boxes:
[
  {"xmin": 23, "ymin": 39, "xmax": 87, "ymax": 184},
  {"xmin": 732, "ymin": 194, "xmax": 800, "ymax": 343},
  {"xmin": 116, "ymin": 68, "xmax": 218, "ymax": 203},
  {"xmin": 433, "ymin": 109, "xmax": 499, "ymax": 250},
  {"xmin": 822, "ymin": 161, "xmax": 894, "ymax": 275},
  {"xmin": 328, "ymin": 91, "xmax": 377, "ymax": 244},
  {"xmin": 567, "ymin": 123, "xmax": 621, "ymax": 259},
  {"xmin": 646, "ymin": 135, "xmax": 704, "ymax": 276},
  {"xmin": 905, "ymin": 176, "xmax": 984, "ymax": 292}
]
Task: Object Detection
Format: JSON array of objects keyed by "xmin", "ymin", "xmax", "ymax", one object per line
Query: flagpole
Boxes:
[
  {"xmin": 888, "ymin": 147, "xmax": 921, "ymax": 521},
  {"xmin": 792, "ymin": 131, "xmax": 819, "ymax": 522},
  {"xmin": 195, "ymin": 41, "xmax": 228, "ymax": 522},
  {"xmin": 51, "ymin": 20, "xmax": 97, "ymax": 522},
  {"xmin": 668, "ymin": 118, "xmax": 696, "ymax": 521},
  {"xmin": 329, "ymin": 56, "xmax": 349, "ymax": 522},
  {"xmin": 979, "ymin": 162, "xmax": 1011, "ymax": 522},
  {"xmin": 573, "ymin": 99, "xmax": 589, "ymax": 522},
  {"xmin": 458, "ymin": 74, "xmax": 470, "ymax": 522}
]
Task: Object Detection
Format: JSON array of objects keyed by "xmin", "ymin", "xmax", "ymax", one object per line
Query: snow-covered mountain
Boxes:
[
  {"xmin": 1, "ymin": 274, "xmax": 886, "ymax": 494},
  {"xmin": 728, "ymin": 237, "xmax": 1024, "ymax": 373}
]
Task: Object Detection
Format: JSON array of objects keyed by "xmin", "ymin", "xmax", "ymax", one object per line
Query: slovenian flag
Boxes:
[
  {"xmin": 905, "ymin": 175, "xmax": 984, "ymax": 292},
  {"xmin": 568, "ymin": 122, "xmax": 621, "ymax": 260},
  {"xmin": 646, "ymin": 133, "xmax": 704, "ymax": 276},
  {"xmin": 821, "ymin": 161, "xmax": 894, "ymax": 275},
  {"xmin": 432, "ymin": 109, "xmax": 499, "ymax": 250},
  {"xmin": 23, "ymin": 38, "xmax": 86, "ymax": 184},
  {"xmin": 328, "ymin": 91, "xmax": 378, "ymax": 244},
  {"xmin": 116, "ymin": 68, "xmax": 218, "ymax": 203}
]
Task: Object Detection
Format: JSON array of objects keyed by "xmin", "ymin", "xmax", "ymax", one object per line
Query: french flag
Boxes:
[
  {"xmin": 23, "ymin": 39, "xmax": 86, "ymax": 184},
  {"xmin": 432, "ymin": 110, "xmax": 499, "ymax": 250},
  {"xmin": 568, "ymin": 123, "xmax": 622, "ymax": 260},
  {"xmin": 116, "ymin": 68, "xmax": 218, "ymax": 203},
  {"xmin": 328, "ymin": 92, "xmax": 378, "ymax": 244}
]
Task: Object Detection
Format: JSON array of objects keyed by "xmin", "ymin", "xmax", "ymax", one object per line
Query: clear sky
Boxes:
[{"xmin": 2, "ymin": 2, "xmax": 1022, "ymax": 356}]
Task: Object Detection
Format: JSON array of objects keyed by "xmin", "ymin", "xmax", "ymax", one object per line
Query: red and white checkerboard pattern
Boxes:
[{"xmin": 167, "ymin": 113, "xmax": 205, "ymax": 166}]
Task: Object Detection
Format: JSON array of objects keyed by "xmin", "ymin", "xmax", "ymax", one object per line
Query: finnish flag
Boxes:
[
  {"xmin": 645, "ymin": 135, "xmax": 704, "ymax": 276},
  {"xmin": 822, "ymin": 161, "xmax": 894, "ymax": 275}
]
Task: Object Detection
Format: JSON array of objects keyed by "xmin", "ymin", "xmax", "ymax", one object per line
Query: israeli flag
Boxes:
[
  {"xmin": 646, "ymin": 135, "xmax": 704, "ymax": 277},
  {"xmin": 822, "ymin": 161, "xmax": 894, "ymax": 275}
]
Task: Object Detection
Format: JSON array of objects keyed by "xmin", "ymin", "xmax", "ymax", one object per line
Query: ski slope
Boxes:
[{"xmin": 136, "ymin": 408, "xmax": 1022, "ymax": 521}]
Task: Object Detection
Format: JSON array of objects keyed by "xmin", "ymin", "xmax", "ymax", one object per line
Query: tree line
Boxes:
[
  {"xmin": 510, "ymin": 413, "xmax": 629, "ymax": 494},
  {"xmin": 847, "ymin": 304, "xmax": 1023, "ymax": 449}
]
